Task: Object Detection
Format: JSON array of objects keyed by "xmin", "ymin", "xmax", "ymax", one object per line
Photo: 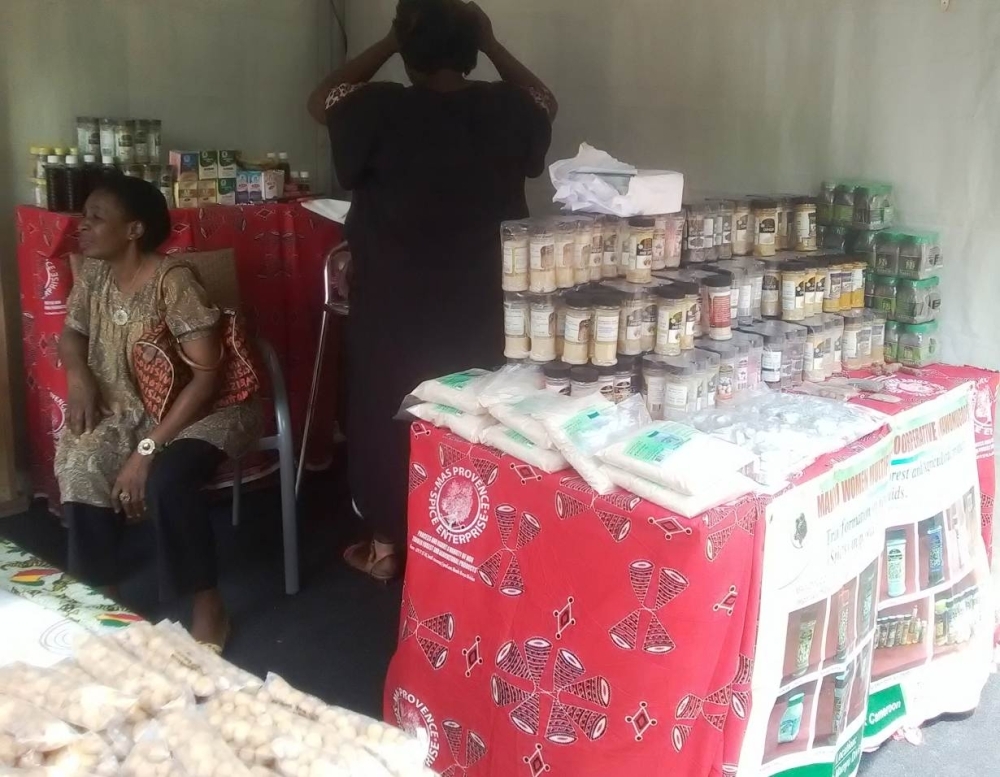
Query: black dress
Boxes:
[{"xmin": 326, "ymin": 80, "xmax": 553, "ymax": 543}]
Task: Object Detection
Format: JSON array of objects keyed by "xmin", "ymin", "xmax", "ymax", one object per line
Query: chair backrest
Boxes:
[{"xmin": 181, "ymin": 248, "xmax": 241, "ymax": 310}]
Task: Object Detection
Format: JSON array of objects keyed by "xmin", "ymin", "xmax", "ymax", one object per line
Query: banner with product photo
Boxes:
[
  {"xmin": 861, "ymin": 384, "xmax": 994, "ymax": 749},
  {"xmin": 737, "ymin": 435, "xmax": 892, "ymax": 777}
]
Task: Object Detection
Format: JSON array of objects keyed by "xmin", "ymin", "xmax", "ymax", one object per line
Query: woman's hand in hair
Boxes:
[{"xmin": 466, "ymin": 2, "xmax": 496, "ymax": 52}]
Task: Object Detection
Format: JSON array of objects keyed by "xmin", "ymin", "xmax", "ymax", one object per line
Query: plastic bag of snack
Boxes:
[
  {"xmin": 0, "ymin": 733, "xmax": 25, "ymax": 766},
  {"xmin": 43, "ymin": 731, "xmax": 119, "ymax": 777},
  {"xmin": 74, "ymin": 634, "xmax": 190, "ymax": 715},
  {"xmin": 153, "ymin": 621, "xmax": 261, "ymax": 693},
  {"xmin": 121, "ymin": 723, "xmax": 186, "ymax": 777},
  {"xmin": 0, "ymin": 694, "xmax": 78, "ymax": 753},
  {"xmin": 405, "ymin": 403, "xmax": 497, "ymax": 444},
  {"xmin": 408, "ymin": 369, "xmax": 492, "ymax": 415},
  {"xmin": 160, "ymin": 710, "xmax": 253, "ymax": 777}
]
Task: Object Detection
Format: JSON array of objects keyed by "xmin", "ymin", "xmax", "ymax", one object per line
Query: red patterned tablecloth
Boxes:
[
  {"xmin": 384, "ymin": 365, "xmax": 998, "ymax": 777},
  {"xmin": 15, "ymin": 204, "xmax": 343, "ymax": 504}
]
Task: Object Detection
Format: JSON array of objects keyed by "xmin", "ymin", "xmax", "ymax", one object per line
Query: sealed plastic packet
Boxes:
[
  {"xmin": 0, "ymin": 693, "xmax": 78, "ymax": 753},
  {"xmin": 405, "ymin": 403, "xmax": 497, "ymax": 444},
  {"xmin": 539, "ymin": 394, "xmax": 652, "ymax": 494},
  {"xmin": 598, "ymin": 420, "xmax": 757, "ymax": 495},
  {"xmin": 43, "ymin": 731, "xmax": 119, "ymax": 777},
  {"xmin": 0, "ymin": 732, "xmax": 25, "ymax": 766},
  {"xmin": 121, "ymin": 722, "xmax": 186, "ymax": 777},
  {"xmin": 153, "ymin": 620, "xmax": 262, "ymax": 693},
  {"xmin": 408, "ymin": 369, "xmax": 493, "ymax": 415},
  {"xmin": 271, "ymin": 736, "xmax": 393, "ymax": 777},
  {"xmin": 603, "ymin": 464, "xmax": 757, "ymax": 518},
  {"xmin": 0, "ymin": 662, "xmax": 141, "ymax": 734},
  {"xmin": 73, "ymin": 634, "xmax": 190, "ymax": 715},
  {"xmin": 477, "ymin": 364, "xmax": 545, "ymax": 409},
  {"xmin": 117, "ymin": 621, "xmax": 224, "ymax": 699},
  {"xmin": 160, "ymin": 709, "xmax": 254, "ymax": 777},
  {"xmin": 479, "ymin": 425, "xmax": 569, "ymax": 473}
]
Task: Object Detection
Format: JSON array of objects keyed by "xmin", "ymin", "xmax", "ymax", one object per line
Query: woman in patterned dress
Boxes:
[
  {"xmin": 56, "ymin": 175, "xmax": 262, "ymax": 649},
  {"xmin": 308, "ymin": 0, "xmax": 556, "ymax": 581}
]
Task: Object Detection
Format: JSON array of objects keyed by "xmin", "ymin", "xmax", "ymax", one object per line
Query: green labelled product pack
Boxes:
[
  {"xmin": 599, "ymin": 420, "xmax": 757, "ymax": 496},
  {"xmin": 409, "ymin": 369, "xmax": 492, "ymax": 415}
]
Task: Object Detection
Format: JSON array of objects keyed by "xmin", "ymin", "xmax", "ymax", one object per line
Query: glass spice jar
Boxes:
[
  {"xmin": 543, "ymin": 361, "xmax": 572, "ymax": 395},
  {"xmin": 617, "ymin": 217, "xmax": 632, "ymax": 278},
  {"xmin": 592, "ymin": 291, "xmax": 622, "ymax": 366},
  {"xmin": 602, "ymin": 219, "xmax": 619, "ymax": 278},
  {"xmin": 653, "ymin": 286, "xmax": 686, "ymax": 357},
  {"xmin": 753, "ymin": 199, "xmax": 779, "ymax": 257},
  {"xmin": 503, "ymin": 292, "xmax": 530, "ymax": 359},
  {"xmin": 627, "ymin": 217, "xmax": 655, "ymax": 284},
  {"xmin": 673, "ymin": 280, "xmax": 701, "ymax": 349},
  {"xmin": 589, "ymin": 216, "xmax": 605, "ymax": 281},
  {"xmin": 561, "ymin": 292, "xmax": 593, "ymax": 366},
  {"xmin": 642, "ymin": 356, "xmax": 669, "ymax": 420},
  {"xmin": 702, "ymin": 273, "xmax": 734, "ymax": 341},
  {"xmin": 781, "ymin": 261, "xmax": 807, "ymax": 322},
  {"xmin": 794, "ymin": 197, "xmax": 818, "ymax": 251},
  {"xmin": 761, "ymin": 258, "xmax": 783, "ymax": 319},
  {"xmin": 842, "ymin": 310, "xmax": 863, "ymax": 370},
  {"xmin": 501, "ymin": 220, "xmax": 530, "ymax": 292},
  {"xmin": 570, "ymin": 365, "xmax": 600, "ymax": 397},
  {"xmin": 732, "ymin": 200, "xmax": 753, "ymax": 257},
  {"xmin": 573, "ymin": 217, "xmax": 593, "ymax": 285},
  {"xmin": 553, "ymin": 217, "xmax": 578, "ymax": 289},
  {"xmin": 529, "ymin": 294, "xmax": 557, "ymax": 362},
  {"xmin": 529, "ymin": 221, "xmax": 557, "ymax": 293}
]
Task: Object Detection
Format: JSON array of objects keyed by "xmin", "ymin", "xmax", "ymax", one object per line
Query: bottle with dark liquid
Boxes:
[
  {"xmin": 277, "ymin": 151, "xmax": 292, "ymax": 181},
  {"xmin": 101, "ymin": 155, "xmax": 118, "ymax": 177},
  {"xmin": 44, "ymin": 155, "xmax": 68, "ymax": 212},
  {"xmin": 65, "ymin": 155, "xmax": 85, "ymax": 213},
  {"xmin": 81, "ymin": 154, "xmax": 102, "ymax": 204}
]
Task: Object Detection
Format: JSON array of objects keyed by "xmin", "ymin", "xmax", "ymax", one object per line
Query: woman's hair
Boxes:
[
  {"xmin": 394, "ymin": 0, "xmax": 478, "ymax": 76},
  {"xmin": 93, "ymin": 173, "xmax": 172, "ymax": 252}
]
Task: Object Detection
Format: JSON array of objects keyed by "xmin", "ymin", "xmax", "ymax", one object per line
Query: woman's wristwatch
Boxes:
[{"xmin": 137, "ymin": 438, "xmax": 160, "ymax": 457}]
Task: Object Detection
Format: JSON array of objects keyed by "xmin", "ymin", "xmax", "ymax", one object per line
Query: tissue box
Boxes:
[
  {"xmin": 197, "ymin": 180, "xmax": 218, "ymax": 205},
  {"xmin": 218, "ymin": 150, "xmax": 239, "ymax": 178},
  {"xmin": 217, "ymin": 177, "xmax": 237, "ymax": 206},
  {"xmin": 169, "ymin": 151, "xmax": 199, "ymax": 183},
  {"xmin": 174, "ymin": 181, "xmax": 199, "ymax": 208},
  {"xmin": 237, "ymin": 171, "xmax": 263, "ymax": 204},
  {"xmin": 198, "ymin": 150, "xmax": 219, "ymax": 180}
]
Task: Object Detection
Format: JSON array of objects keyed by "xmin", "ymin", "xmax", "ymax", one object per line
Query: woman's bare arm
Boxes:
[
  {"xmin": 307, "ymin": 33, "xmax": 398, "ymax": 124},
  {"xmin": 145, "ymin": 333, "xmax": 222, "ymax": 448}
]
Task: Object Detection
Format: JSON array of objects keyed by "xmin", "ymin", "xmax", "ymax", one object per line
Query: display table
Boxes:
[
  {"xmin": 385, "ymin": 365, "xmax": 998, "ymax": 777},
  {"xmin": 15, "ymin": 204, "xmax": 344, "ymax": 504}
]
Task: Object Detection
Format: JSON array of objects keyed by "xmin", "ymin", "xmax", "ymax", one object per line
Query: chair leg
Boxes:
[
  {"xmin": 296, "ymin": 307, "xmax": 332, "ymax": 498},
  {"xmin": 231, "ymin": 458, "xmax": 242, "ymax": 527}
]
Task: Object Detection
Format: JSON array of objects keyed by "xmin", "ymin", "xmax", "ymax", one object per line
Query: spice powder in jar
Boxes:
[
  {"xmin": 673, "ymin": 281, "xmax": 700, "ymax": 349},
  {"xmin": 561, "ymin": 292, "xmax": 594, "ymax": 366},
  {"xmin": 573, "ymin": 218, "xmax": 593, "ymax": 286},
  {"xmin": 543, "ymin": 361, "xmax": 572, "ymax": 396},
  {"xmin": 617, "ymin": 218, "xmax": 632, "ymax": 278},
  {"xmin": 570, "ymin": 366, "xmax": 600, "ymax": 398},
  {"xmin": 501, "ymin": 221, "xmax": 530, "ymax": 292},
  {"xmin": 732, "ymin": 200, "xmax": 753, "ymax": 256},
  {"xmin": 553, "ymin": 217, "xmax": 578, "ymax": 289},
  {"xmin": 589, "ymin": 217, "xmax": 604, "ymax": 281},
  {"xmin": 653, "ymin": 286, "xmax": 686, "ymax": 357},
  {"xmin": 794, "ymin": 197, "xmax": 818, "ymax": 251},
  {"xmin": 663, "ymin": 212, "xmax": 685, "ymax": 268},
  {"xmin": 529, "ymin": 294, "xmax": 557, "ymax": 362},
  {"xmin": 627, "ymin": 217, "xmax": 655, "ymax": 284},
  {"xmin": 616, "ymin": 288, "xmax": 645, "ymax": 357},
  {"xmin": 781, "ymin": 261, "xmax": 807, "ymax": 322},
  {"xmin": 753, "ymin": 199, "xmax": 778, "ymax": 258},
  {"xmin": 529, "ymin": 222, "xmax": 556, "ymax": 293},
  {"xmin": 602, "ymin": 221, "xmax": 619, "ymax": 278},
  {"xmin": 642, "ymin": 356, "xmax": 668, "ymax": 421},
  {"xmin": 761, "ymin": 259, "xmax": 783, "ymax": 319},
  {"xmin": 850, "ymin": 262, "xmax": 866, "ymax": 310},
  {"xmin": 823, "ymin": 259, "xmax": 842, "ymax": 313},
  {"xmin": 703, "ymin": 273, "xmax": 734, "ymax": 341},
  {"xmin": 503, "ymin": 292, "xmax": 530, "ymax": 359},
  {"xmin": 591, "ymin": 291, "xmax": 622, "ymax": 367}
]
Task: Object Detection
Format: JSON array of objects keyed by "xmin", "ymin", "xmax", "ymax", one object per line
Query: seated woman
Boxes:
[{"xmin": 56, "ymin": 174, "xmax": 262, "ymax": 650}]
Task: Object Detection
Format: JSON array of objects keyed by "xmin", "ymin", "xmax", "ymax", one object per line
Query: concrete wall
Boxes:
[
  {"xmin": 346, "ymin": 0, "xmax": 1000, "ymax": 371},
  {"xmin": 0, "ymin": 0, "xmax": 342, "ymax": 490}
]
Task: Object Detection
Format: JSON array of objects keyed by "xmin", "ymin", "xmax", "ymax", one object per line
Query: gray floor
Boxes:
[{"xmin": 1, "ymin": 481, "xmax": 996, "ymax": 775}]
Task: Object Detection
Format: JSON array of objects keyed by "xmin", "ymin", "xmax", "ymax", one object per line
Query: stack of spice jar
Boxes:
[{"xmin": 867, "ymin": 228, "xmax": 943, "ymax": 369}]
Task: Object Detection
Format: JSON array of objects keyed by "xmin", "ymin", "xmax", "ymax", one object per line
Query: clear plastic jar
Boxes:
[
  {"xmin": 529, "ymin": 295, "xmax": 557, "ymax": 362},
  {"xmin": 602, "ymin": 219, "xmax": 619, "ymax": 278},
  {"xmin": 642, "ymin": 356, "xmax": 668, "ymax": 420},
  {"xmin": 885, "ymin": 321, "xmax": 899, "ymax": 363},
  {"xmin": 562, "ymin": 292, "xmax": 593, "ymax": 365},
  {"xmin": 774, "ymin": 197, "xmax": 789, "ymax": 251},
  {"xmin": 596, "ymin": 363, "xmax": 617, "ymax": 402},
  {"xmin": 732, "ymin": 200, "xmax": 753, "ymax": 257},
  {"xmin": 529, "ymin": 222, "xmax": 557, "ymax": 293},
  {"xmin": 615, "ymin": 286, "xmax": 645, "ymax": 356},
  {"xmin": 702, "ymin": 273, "xmax": 733, "ymax": 341},
  {"xmin": 762, "ymin": 258, "xmax": 783, "ymax": 318},
  {"xmin": 898, "ymin": 231, "xmax": 943, "ymax": 280},
  {"xmin": 617, "ymin": 217, "xmax": 632, "ymax": 278},
  {"xmin": 571, "ymin": 365, "xmax": 600, "ymax": 397},
  {"xmin": 673, "ymin": 281, "xmax": 700, "ymax": 349},
  {"xmin": 898, "ymin": 322, "xmax": 940, "ymax": 368},
  {"xmin": 794, "ymin": 197, "xmax": 818, "ymax": 251},
  {"xmin": 784, "ymin": 322, "xmax": 806, "ymax": 386},
  {"xmin": 555, "ymin": 296, "xmax": 566, "ymax": 358},
  {"xmin": 873, "ymin": 232, "xmax": 900, "ymax": 277},
  {"xmin": 684, "ymin": 204, "xmax": 712, "ymax": 264},
  {"xmin": 870, "ymin": 312, "xmax": 887, "ymax": 366},
  {"xmin": 503, "ymin": 292, "xmax": 530, "ymax": 359},
  {"xmin": 114, "ymin": 119, "xmax": 135, "ymax": 163},
  {"xmin": 653, "ymin": 215, "xmax": 669, "ymax": 271},
  {"xmin": 589, "ymin": 216, "xmax": 604, "ymax": 281},
  {"xmin": 842, "ymin": 310, "xmax": 863, "ymax": 370},
  {"xmin": 592, "ymin": 291, "xmax": 622, "ymax": 366},
  {"xmin": 501, "ymin": 220, "xmax": 530, "ymax": 291},
  {"xmin": 850, "ymin": 262, "xmax": 866, "ymax": 309},
  {"xmin": 760, "ymin": 327, "xmax": 785, "ymax": 387},
  {"xmin": 714, "ymin": 200, "xmax": 735, "ymax": 260},
  {"xmin": 628, "ymin": 217, "xmax": 655, "ymax": 284},
  {"xmin": 653, "ymin": 286, "xmax": 686, "ymax": 356},
  {"xmin": 821, "ymin": 317, "xmax": 836, "ymax": 379},
  {"xmin": 753, "ymin": 199, "xmax": 779, "ymax": 257},
  {"xmin": 872, "ymin": 275, "xmax": 898, "ymax": 320},
  {"xmin": 742, "ymin": 258, "xmax": 764, "ymax": 322},
  {"xmin": 665, "ymin": 361, "xmax": 695, "ymax": 415},
  {"xmin": 835, "ymin": 262, "xmax": 853, "ymax": 312},
  {"xmin": 553, "ymin": 217, "xmax": 578, "ymax": 289},
  {"xmin": 781, "ymin": 261, "xmax": 807, "ymax": 322},
  {"xmin": 641, "ymin": 293, "xmax": 657, "ymax": 353},
  {"xmin": 662, "ymin": 212, "xmax": 685, "ymax": 269},
  {"xmin": 732, "ymin": 331, "xmax": 764, "ymax": 390},
  {"xmin": 803, "ymin": 318, "xmax": 827, "ymax": 382},
  {"xmin": 895, "ymin": 277, "xmax": 941, "ymax": 324},
  {"xmin": 543, "ymin": 361, "xmax": 572, "ymax": 396},
  {"xmin": 573, "ymin": 217, "xmax": 593, "ymax": 285},
  {"xmin": 614, "ymin": 354, "xmax": 639, "ymax": 403},
  {"xmin": 802, "ymin": 261, "xmax": 819, "ymax": 318},
  {"xmin": 823, "ymin": 259, "xmax": 842, "ymax": 313},
  {"xmin": 824, "ymin": 313, "xmax": 845, "ymax": 371}
]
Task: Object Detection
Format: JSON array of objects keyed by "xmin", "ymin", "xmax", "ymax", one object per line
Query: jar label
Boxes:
[
  {"xmin": 781, "ymin": 279, "xmax": 799, "ymax": 313},
  {"xmin": 709, "ymin": 290, "xmax": 731, "ymax": 329},
  {"xmin": 504, "ymin": 305, "xmax": 527, "ymax": 337},
  {"xmin": 653, "ymin": 235, "xmax": 666, "ymax": 260},
  {"xmin": 665, "ymin": 382, "xmax": 689, "ymax": 410},
  {"xmin": 843, "ymin": 329, "xmax": 859, "ymax": 360},
  {"xmin": 762, "ymin": 350, "xmax": 782, "ymax": 382},
  {"xmin": 595, "ymin": 312, "xmax": 619, "ymax": 342},
  {"xmin": 634, "ymin": 238, "xmax": 654, "ymax": 269},
  {"xmin": 717, "ymin": 365, "xmax": 734, "ymax": 401},
  {"xmin": 554, "ymin": 237, "xmax": 575, "ymax": 270},
  {"xmin": 757, "ymin": 217, "xmax": 776, "ymax": 245},
  {"xmin": 573, "ymin": 240, "xmax": 590, "ymax": 270},
  {"xmin": 858, "ymin": 328, "xmax": 872, "ymax": 357},
  {"xmin": 685, "ymin": 305, "xmax": 698, "ymax": 336},
  {"xmin": 531, "ymin": 240, "xmax": 555, "ymax": 270},
  {"xmin": 503, "ymin": 243, "xmax": 528, "ymax": 274},
  {"xmin": 564, "ymin": 310, "xmax": 593, "ymax": 344},
  {"xmin": 645, "ymin": 376, "xmax": 666, "ymax": 417},
  {"xmin": 530, "ymin": 307, "xmax": 555, "ymax": 338}
]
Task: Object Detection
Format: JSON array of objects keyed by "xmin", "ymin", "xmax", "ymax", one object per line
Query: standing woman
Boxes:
[{"xmin": 308, "ymin": 0, "xmax": 556, "ymax": 581}]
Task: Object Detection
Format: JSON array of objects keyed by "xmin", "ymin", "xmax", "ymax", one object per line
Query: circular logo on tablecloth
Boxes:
[
  {"xmin": 392, "ymin": 688, "xmax": 440, "ymax": 767},
  {"xmin": 973, "ymin": 378, "xmax": 996, "ymax": 438},
  {"xmin": 48, "ymin": 392, "xmax": 67, "ymax": 436},
  {"xmin": 429, "ymin": 466, "xmax": 490, "ymax": 545},
  {"xmin": 880, "ymin": 377, "xmax": 938, "ymax": 397}
]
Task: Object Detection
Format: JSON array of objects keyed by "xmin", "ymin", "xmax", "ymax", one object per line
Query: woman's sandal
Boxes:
[{"xmin": 343, "ymin": 540, "xmax": 400, "ymax": 583}]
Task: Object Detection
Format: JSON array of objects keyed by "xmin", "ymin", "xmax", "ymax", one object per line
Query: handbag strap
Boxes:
[{"xmin": 154, "ymin": 260, "xmax": 226, "ymax": 372}]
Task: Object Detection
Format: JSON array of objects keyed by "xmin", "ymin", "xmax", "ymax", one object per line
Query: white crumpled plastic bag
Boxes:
[{"xmin": 549, "ymin": 143, "xmax": 684, "ymax": 217}]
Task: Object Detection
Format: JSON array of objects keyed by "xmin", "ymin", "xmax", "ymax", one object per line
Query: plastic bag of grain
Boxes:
[
  {"xmin": 599, "ymin": 420, "xmax": 757, "ymax": 495},
  {"xmin": 488, "ymin": 391, "xmax": 568, "ymax": 449},
  {"xmin": 0, "ymin": 694, "xmax": 78, "ymax": 753},
  {"xmin": 480, "ymin": 425, "xmax": 569, "ymax": 473},
  {"xmin": 538, "ymin": 394, "xmax": 651, "ymax": 493},
  {"xmin": 408, "ymin": 369, "xmax": 493, "ymax": 415},
  {"xmin": 405, "ymin": 403, "xmax": 497, "ymax": 444},
  {"xmin": 603, "ymin": 464, "xmax": 757, "ymax": 518}
]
